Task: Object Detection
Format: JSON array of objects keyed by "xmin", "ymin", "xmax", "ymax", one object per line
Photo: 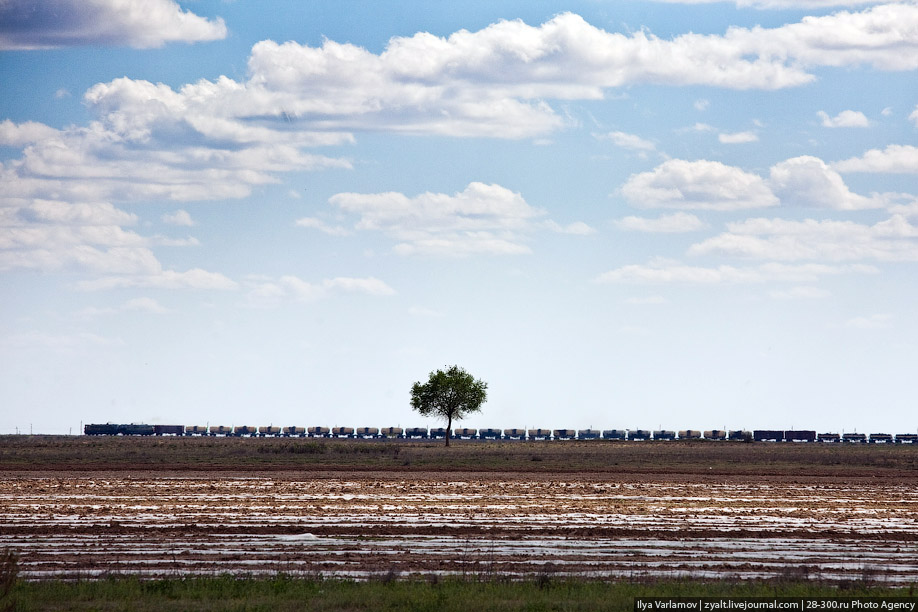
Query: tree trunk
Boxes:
[{"xmin": 445, "ymin": 414, "xmax": 451, "ymax": 447}]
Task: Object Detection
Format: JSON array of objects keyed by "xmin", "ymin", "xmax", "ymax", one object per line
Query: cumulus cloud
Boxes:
[
  {"xmin": 615, "ymin": 212, "xmax": 706, "ymax": 232},
  {"xmin": 621, "ymin": 160, "xmax": 779, "ymax": 210},
  {"xmin": 596, "ymin": 131, "xmax": 658, "ymax": 154},
  {"xmin": 768, "ymin": 156, "xmax": 886, "ymax": 209},
  {"xmin": 911, "ymin": 105, "xmax": 918, "ymax": 126},
  {"xmin": 818, "ymin": 109, "xmax": 872, "ymax": 127},
  {"xmin": 244, "ymin": 275, "xmax": 395, "ymax": 307},
  {"xmin": 833, "ymin": 145, "xmax": 918, "ymax": 173},
  {"xmin": 650, "ymin": 0, "xmax": 895, "ymax": 7},
  {"xmin": 688, "ymin": 215, "xmax": 918, "ymax": 261},
  {"xmin": 718, "ymin": 131, "xmax": 759, "ymax": 144},
  {"xmin": 306, "ymin": 182, "xmax": 585, "ymax": 256},
  {"xmin": 0, "ymin": 0, "xmax": 227, "ymax": 49},
  {"xmin": 594, "ymin": 258, "xmax": 877, "ymax": 284},
  {"xmin": 161, "ymin": 210, "xmax": 194, "ymax": 227}
]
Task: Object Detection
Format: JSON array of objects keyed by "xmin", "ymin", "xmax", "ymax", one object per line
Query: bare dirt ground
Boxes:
[
  {"xmin": 2, "ymin": 437, "xmax": 916, "ymax": 582},
  {"xmin": 2, "ymin": 472, "xmax": 917, "ymax": 582}
]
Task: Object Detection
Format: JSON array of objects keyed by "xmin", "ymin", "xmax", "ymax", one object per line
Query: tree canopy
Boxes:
[{"xmin": 410, "ymin": 365, "xmax": 488, "ymax": 446}]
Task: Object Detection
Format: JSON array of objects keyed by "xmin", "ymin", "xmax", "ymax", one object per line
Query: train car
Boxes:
[
  {"xmin": 479, "ymin": 428, "xmax": 502, "ymax": 440},
  {"xmin": 503, "ymin": 428, "xmax": 526, "ymax": 440},
  {"xmin": 118, "ymin": 423, "xmax": 154, "ymax": 436},
  {"xmin": 785, "ymin": 430, "xmax": 816, "ymax": 442},
  {"xmin": 602, "ymin": 429, "xmax": 627, "ymax": 440},
  {"xmin": 429, "ymin": 427, "xmax": 448, "ymax": 439},
  {"xmin": 528, "ymin": 428, "xmax": 552, "ymax": 440},
  {"xmin": 454, "ymin": 428, "xmax": 477, "ymax": 439},
  {"xmin": 84, "ymin": 423, "xmax": 119, "ymax": 435},
  {"xmin": 704, "ymin": 430, "xmax": 727, "ymax": 440},
  {"xmin": 283, "ymin": 426, "xmax": 306, "ymax": 437},
  {"xmin": 332, "ymin": 427, "xmax": 355, "ymax": 438},
  {"xmin": 185, "ymin": 425, "xmax": 208, "ymax": 436},
  {"xmin": 679, "ymin": 430, "xmax": 702, "ymax": 440},
  {"xmin": 209, "ymin": 425, "xmax": 232, "ymax": 436},
  {"xmin": 653, "ymin": 430, "xmax": 676, "ymax": 440},
  {"xmin": 355, "ymin": 427, "xmax": 379, "ymax": 439},
  {"xmin": 753, "ymin": 430, "xmax": 783, "ymax": 442},
  {"xmin": 405, "ymin": 427, "xmax": 428, "ymax": 439},
  {"xmin": 308, "ymin": 426, "xmax": 330, "ymax": 438},
  {"xmin": 258, "ymin": 426, "xmax": 282, "ymax": 437},
  {"xmin": 552, "ymin": 429, "xmax": 576, "ymax": 440},
  {"xmin": 380, "ymin": 427, "xmax": 404, "ymax": 439},
  {"xmin": 868, "ymin": 433, "xmax": 893, "ymax": 444},
  {"xmin": 577, "ymin": 429, "xmax": 601, "ymax": 440},
  {"xmin": 728, "ymin": 430, "xmax": 751, "ymax": 441},
  {"xmin": 629, "ymin": 429, "xmax": 651, "ymax": 441},
  {"xmin": 153, "ymin": 425, "xmax": 184, "ymax": 436},
  {"xmin": 842, "ymin": 433, "xmax": 867, "ymax": 443},
  {"xmin": 233, "ymin": 425, "xmax": 257, "ymax": 437},
  {"xmin": 895, "ymin": 433, "xmax": 917, "ymax": 444},
  {"xmin": 817, "ymin": 432, "xmax": 841, "ymax": 443}
]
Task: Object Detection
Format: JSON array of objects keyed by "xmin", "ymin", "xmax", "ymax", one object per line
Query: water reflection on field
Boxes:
[{"xmin": 1, "ymin": 477, "xmax": 916, "ymax": 581}]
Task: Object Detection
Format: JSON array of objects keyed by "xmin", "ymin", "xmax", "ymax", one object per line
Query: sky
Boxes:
[{"xmin": 2, "ymin": 0, "xmax": 918, "ymax": 436}]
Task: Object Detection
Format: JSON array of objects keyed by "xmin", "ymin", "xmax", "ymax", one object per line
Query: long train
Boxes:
[{"xmin": 82, "ymin": 424, "xmax": 918, "ymax": 443}]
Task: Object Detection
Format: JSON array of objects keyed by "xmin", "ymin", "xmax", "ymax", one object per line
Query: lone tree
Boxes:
[{"xmin": 410, "ymin": 365, "xmax": 488, "ymax": 447}]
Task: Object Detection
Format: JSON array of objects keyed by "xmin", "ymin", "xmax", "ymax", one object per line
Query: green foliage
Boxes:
[{"xmin": 410, "ymin": 366, "xmax": 487, "ymax": 446}]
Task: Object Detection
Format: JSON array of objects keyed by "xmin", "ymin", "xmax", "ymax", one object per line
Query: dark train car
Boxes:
[
  {"xmin": 308, "ymin": 426, "xmax": 330, "ymax": 438},
  {"xmin": 577, "ymin": 429, "xmax": 601, "ymax": 440},
  {"xmin": 817, "ymin": 432, "xmax": 841, "ymax": 443},
  {"xmin": 552, "ymin": 429, "xmax": 576, "ymax": 440},
  {"xmin": 332, "ymin": 427, "xmax": 355, "ymax": 438},
  {"xmin": 355, "ymin": 427, "xmax": 379, "ymax": 438},
  {"xmin": 153, "ymin": 425, "xmax": 184, "ymax": 436},
  {"xmin": 653, "ymin": 430, "xmax": 676, "ymax": 440},
  {"xmin": 380, "ymin": 427, "xmax": 404, "ymax": 438},
  {"xmin": 454, "ymin": 428, "xmax": 477, "ymax": 439},
  {"xmin": 629, "ymin": 429, "xmax": 651, "ymax": 441},
  {"xmin": 503, "ymin": 428, "xmax": 526, "ymax": 440},
  {"xmin": 728, "ymin": 430, "xmax": 751, "ymax": 441},
  {"xmin": 84, "ymin": 423, "xmax": 119, "ymax": 435},
  {"xmin": 233, "ymin": 425, "xmax": 257, "ymax": 437},
  {"xmin": 405, "ymin": 427, "xmax": 428, "ymax": 439},
  {"xmin": 868, "ymin": 433, "xmax": 893, "ymax": 444},
  {"xmin": 118, "ymin": 423, "xmax": 154, "ymax": 436},
  {"xmin": 528, "ymin": 428, "xmax": 552, "ymax": 440},
  {"xmin": 842, "ymin": 433, "xmax": 867, "ymax": 443},
  {"xmin": 602, "ymin": 429, "xmax": 627, "ymax": 440},
  {"xmin": 704, "ymin": 430, "xmax": 727, "ymax": 440},
  {"xmin": 429, "ymin": 427, "xmax": 448, "ymax": 439},
  {"xmin": 753, "ymin": 430, "xmax": 783, "ymax": 442},
  {"xmin": 283, "ymin": 426, "xmax": 306, "ymax": 437},
  {"xmin": 679, "ymin": 430, "xmax": 702, "ymax": 440},
  {"xmin": 479, "ymin": 428, "xmax": 502, "ymax": 440},
  {"xmin": 784, "ymin": 430, "xmax": 816, "ymax": 442},
  {"xmin": 895, "ymin": 433, "xmax": 917, "ymax": 444}
]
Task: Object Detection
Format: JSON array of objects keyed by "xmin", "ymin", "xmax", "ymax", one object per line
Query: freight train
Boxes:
[{"xmin": 82, "ymin": 424, "xmax": 918, "ymax": 443}]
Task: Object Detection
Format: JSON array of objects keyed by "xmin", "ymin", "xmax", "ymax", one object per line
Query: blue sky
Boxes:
[{"xmin": 2, "ymin": 0, "xmax": 918, "ymax": 435}]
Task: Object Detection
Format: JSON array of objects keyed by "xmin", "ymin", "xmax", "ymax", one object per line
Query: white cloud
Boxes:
[
  {"xmin": 615, "ymin": 212, "xmax": 706, "ymax": 233},
  {"xmin": 244, "ymin": 275, "xmax": 395, "ymax": 307},
  {"xmin": 621, "ymin": 159, "xmax": 779, "ymax": 210},
  {"xmin": 833, "ymin": 145, "xmax": 918, "ymax": 174},
  {"xmin": 718, "ymin": 131, "xmax": 759, "ymax": 144},
  {"xmin": 0, "ymin": 0, "xmax": 227, "ymax": 50},
  {"xmin": 596, "ymin": 131, "xmax": 657, "ymax": 153},
  {"xmin": 911, "ymin": 105, "xmax": 918, "ymax": 126},
  {"xmin": 769, "ymin": 286, "xmax": 831, "ymax": 300},
  {"xmin": 694, "ymin": 99, "xmax": 710, "ymax": 111},
  {"xmin": 688, "ymin": 215, "xmax": 918, "ymax": 261},
  {"xmin": 649, "ymin": 1, "xmax": 897, "ymax": 8},
  {"xmin": 0, "ymin": 119, "xmax": 60, "ymax": 146},
  {"xmin": 818, "ymin": 109, "xmax": 871, "ymax": 128},
  {"xmin": 845, "ymin": 313, "xmax": 893, "ymax": 329},
  {"xmin": 624, "ymin": 295, "xmax": 668, "ymax": 304},
  {"xmin": 162, "ymin": 210, "xmax": 195, "ymax": 227},
  {"xmin": 77, "ymin": 297, "xmax": 173, "ymax": 318},
  {"xmin": 595, "ymin": 258, "xmax": 877, "ymax": 284},
  {"xmin": 294, "ymin": 217, "xmax": 352, "ymax": 237},
  {"xmin": 542, "ymin": 220, "xmax": 598, "ymax": 235},
  {"xmin": 324, "ymin": 182, "xmax": 583, "ymax": 256},
  {"xmin": 768, "ymin": 156, "xmax": 885, "ymax": 209},
  {"xmin": 77, "ymin": 268, "xmax": 238, "ymax": 291}
]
